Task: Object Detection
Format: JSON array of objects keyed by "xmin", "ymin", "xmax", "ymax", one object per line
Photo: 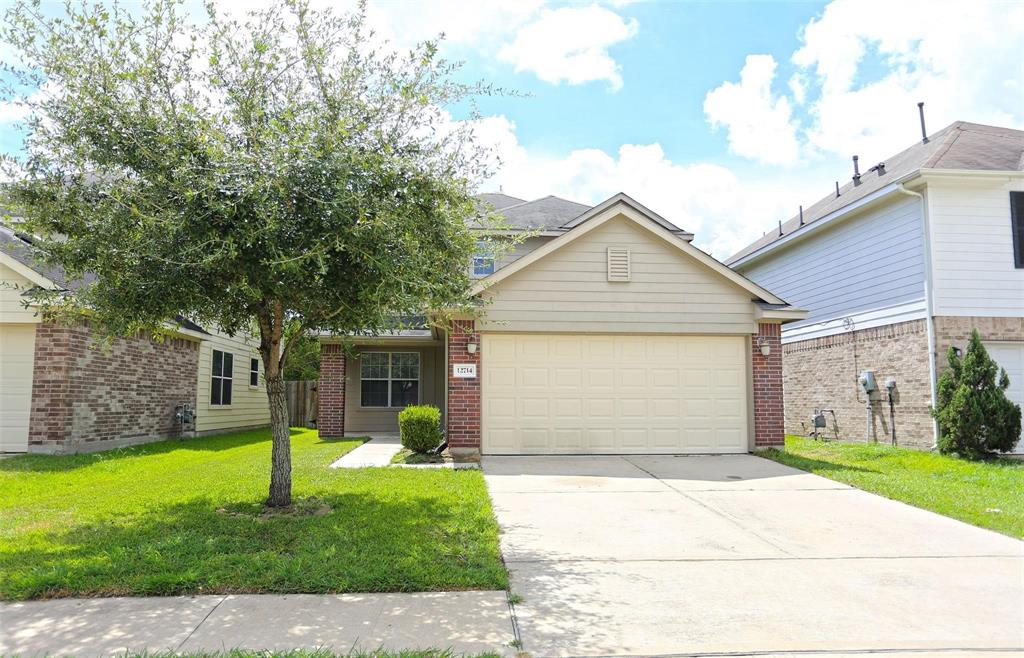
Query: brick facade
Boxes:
[
  {"xmin": 318, "ymin": 343, "xmax": 346, "ymax": 438},
  {"xmin": 446, "ymin": 319, "xmax": 481, "ymax": 455},
  {"xmin": 27, "ymin": 323, "xmax": 200, "ymax": 454},
  {"xmin": 933, "ymin": 316, "xmax": 1024, "ymax": 363},
  {"xmin": 752, "ymin": 322, "xmax": 785, "ymax": 448},
  {"xmin": 783, "ymin": 319, "xmax": 934, "ymax": 447}
]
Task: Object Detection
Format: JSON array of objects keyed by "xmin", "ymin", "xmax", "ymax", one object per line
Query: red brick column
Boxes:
[
  {"xmin": 318, "ymin": 344, "xmax": 346, "ymax": 438},
  {"xmin": 752, "ymin": 322, "xmax": 784, "ymax": 449},
  {"xmin": 447, "ymin": 320, "xmax": 481, "ymax": 454}
]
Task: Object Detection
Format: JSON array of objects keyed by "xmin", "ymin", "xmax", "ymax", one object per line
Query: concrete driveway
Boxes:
[{"xmin": 483, "ymin": 454, "xmax": 1024, "ymax": 658}]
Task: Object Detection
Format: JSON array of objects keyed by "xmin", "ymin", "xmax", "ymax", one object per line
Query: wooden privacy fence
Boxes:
[{"xmin": 285, "ymin": 380, "xmax": 318, "ymax": 428}]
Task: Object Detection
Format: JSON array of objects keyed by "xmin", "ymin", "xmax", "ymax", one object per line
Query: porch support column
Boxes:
[
  {"xmin": 752, "ymin": 322, "xmax": 784, "ymax": 449},
  {"xmin": 318, "ymin": 343, "xmax": 346, "ymax": 438},
  {"xmin": 446, "ymin": 319, "xmax": 482, "ymax": 456}
]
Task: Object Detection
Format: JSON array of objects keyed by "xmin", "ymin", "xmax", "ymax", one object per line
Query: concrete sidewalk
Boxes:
[
  {"xmin": 0, "ymin": 591, "xmax": 516, "ymax": 657},
  {"xmin": 329, "ymin": 435, "xmax": 402, "ymax": 468}
]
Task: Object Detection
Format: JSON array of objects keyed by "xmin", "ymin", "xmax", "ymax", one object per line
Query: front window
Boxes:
[
  {"xmin": 211, "ymin": 350, "xmax": 233, "ymax": 405},
  {"xmin": 360, "ymin": 351, "xmax": 420, "ymax": 408},
  {"xmin": 473, "ymin": 240, "xmax": 495, "ymax": 276}
]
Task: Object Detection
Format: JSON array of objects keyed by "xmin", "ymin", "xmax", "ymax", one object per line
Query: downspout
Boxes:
[{"xmin": 896, "ymin": 184, "xmax": 939, "ymax": 448}]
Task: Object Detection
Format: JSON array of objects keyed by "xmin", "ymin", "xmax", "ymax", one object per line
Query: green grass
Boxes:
[
  {"xmin": 0, "ymin": 428, "xmax": 507, "ymax": 600},
  {"xmin": 761, "ymin": 435, "xmax": 1024, "ymax": 537}
]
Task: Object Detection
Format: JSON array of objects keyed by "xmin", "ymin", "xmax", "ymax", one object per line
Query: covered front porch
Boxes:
[{"xmin": 318, "ymin": 326, "xmax": 448, "ymax": 437}]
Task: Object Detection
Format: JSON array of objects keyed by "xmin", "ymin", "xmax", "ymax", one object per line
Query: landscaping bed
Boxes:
[
  {"xmin": 761, "ymin": 436, "xmax": 1024, "ymax": 537},
  {"xmin": 0, "ymin": 428, "xmax": 507, "ymax": 600}
]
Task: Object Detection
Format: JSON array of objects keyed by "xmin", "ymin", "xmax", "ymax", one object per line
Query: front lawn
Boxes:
[
  {"xmin": 761, "ymin": 436, "xmax": 1024, "ymax": 538},
  {"xmin": 0, "ymin": 428, "xmax": 507, "ymax": 600}
]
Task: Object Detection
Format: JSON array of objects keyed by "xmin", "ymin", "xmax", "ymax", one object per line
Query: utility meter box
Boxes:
[{"xmin": 858, "ymin": 371, "xmax": 877, "ymax": 395}]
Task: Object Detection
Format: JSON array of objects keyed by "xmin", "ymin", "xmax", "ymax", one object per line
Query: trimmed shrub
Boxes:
[
  {"xmin": 398, "ymin": 405, "xmax": 443, "ymax": 454},
  {"xmin": 933, "ymin": 329, "xmax": 1022, "ymax": 459}
]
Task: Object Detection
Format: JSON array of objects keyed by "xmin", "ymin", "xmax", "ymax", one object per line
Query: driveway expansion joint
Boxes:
[{"xmin": 621, "ymin": 455, "xmax": 796, "ymax": 557}]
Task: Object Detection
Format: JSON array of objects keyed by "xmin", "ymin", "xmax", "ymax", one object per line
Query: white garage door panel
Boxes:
[
  {"xmin": 985, "ymin": 342, "xmax": 1024, "ymax": 454},
  {"xmin": 483, "ymin": 334, "xmax": 748, "ymax": 454},
  {"xmin": 0, "ymin": 324, "xmax": 36, "ymax": 452}
]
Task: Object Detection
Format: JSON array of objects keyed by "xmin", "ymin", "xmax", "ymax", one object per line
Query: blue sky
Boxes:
[{"xmin": 2, "ymin": 0, "xmax": 1023, "ymax": 257}]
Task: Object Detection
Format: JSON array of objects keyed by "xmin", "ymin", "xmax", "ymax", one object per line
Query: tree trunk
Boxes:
[
  {"xmin": 265, "ymin": 371, "xmax": 292, "ymax": 507},
  {"xmin": 259, "ymin": 299, "xmax": 292, "ymax": 508}
]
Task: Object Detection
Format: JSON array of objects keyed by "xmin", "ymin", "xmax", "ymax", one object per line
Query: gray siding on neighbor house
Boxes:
[{"xmin": 738, "ymin": 195, "xmax": 926, "ymax": 328}]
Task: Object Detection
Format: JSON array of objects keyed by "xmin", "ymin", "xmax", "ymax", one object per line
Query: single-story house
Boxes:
[
  {"xmin": 0, "ymin": 225, "xmax": 270, "ymax": 454},
  {"xmin": 318, "ymin": 193, "xmax": 806, "ymax": 456},
  {"xmin": 727, "ymin": 119, "xmax": 1024, "ymax": 452}
]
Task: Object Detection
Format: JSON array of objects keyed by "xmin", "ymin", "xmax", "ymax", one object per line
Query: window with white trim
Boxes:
[
  {"xmin": 360, "ymin": 352, "xmax": 420, "ymax": 408},
  {"xmin": 472, "ymin": 240, "xmax": 495, "ymax": 276},
  {"xmin": 249, "ymin": 357, "xmax": 260, "ymax": 387},
  {"xmin": 211, "ymin": 350, "xmax": 233, "ymax": 405}
]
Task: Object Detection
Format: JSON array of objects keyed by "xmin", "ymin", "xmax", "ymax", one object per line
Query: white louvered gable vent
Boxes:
[{"xmin": 607, "ymin": 247, "xmax": 631, "ymax": 282}]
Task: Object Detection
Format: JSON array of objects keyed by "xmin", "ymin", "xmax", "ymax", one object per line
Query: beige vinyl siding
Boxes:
[
  {"xmin": 195, "ymin": 330, "xmax": 271, "ymax": 433},
  {"xmin": 480, "ymin": 215, "xmax": 757, "ymax": 334},
  {"xmin": 345, "ymin": 344, "xmax": 445, "ymax": 434},
  {"xmin": 0, "ymin": 324, "xmax": 36, "ymax": 452},
  {"xmin": 927, "ymin": 178, "xmax": 1024, "ymax": 317},
  {"xmin": 0, "ymin": 263, "xmax": 42, "ymax": 324}
]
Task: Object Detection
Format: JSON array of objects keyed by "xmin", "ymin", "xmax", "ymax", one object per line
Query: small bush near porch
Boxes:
[
  {"xmin": 761, "ymin": 436, "xmax": 1024, "ymax": 538},
  {"xmin": 0, "ymin": 428, "xmax": 507, "ymax": 600}
]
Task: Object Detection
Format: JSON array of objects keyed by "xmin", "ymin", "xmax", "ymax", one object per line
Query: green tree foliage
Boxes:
[
  {"xmin": 933, "ymin": 329, "xmax": 1022, "ymax": 459},
  {"xmin": 1, "ymin": 0, "xmax": 509, "ymax": 505},
  {"xmin": 282, "ymin": 332, "xmax": 320, "ymax": 381}
]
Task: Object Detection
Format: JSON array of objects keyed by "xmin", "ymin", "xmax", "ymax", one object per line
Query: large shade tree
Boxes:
[{"xmin": 1, "ymin": 0, "xmax": 507, "ymax": 506}]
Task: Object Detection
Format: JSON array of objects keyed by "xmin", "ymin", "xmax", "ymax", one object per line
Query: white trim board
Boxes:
[{"xmin": 781, "ymin": 299, "xmax": 928, "ymax": 344}]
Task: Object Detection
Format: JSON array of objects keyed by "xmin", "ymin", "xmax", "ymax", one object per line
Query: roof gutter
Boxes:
[
  {"xmin": 896, "ymin": 183, "xmax": 939, "ymax": 449},
  {"xmin": 730, "ymin": 175, "xmax": 921, "ymax": 269}
]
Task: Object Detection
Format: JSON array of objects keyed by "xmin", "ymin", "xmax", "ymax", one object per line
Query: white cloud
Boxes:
[
  {"xmin": 498, "ymin": 4, "xmax": 639, "ymax": 91},
  {"xmin": 794, "ymin": 0, "xmax": 1024, "ymax": 161},
  {"xmin": 703, "ymin": 55, "xmax": 801, "ymax": 165},
  {"xmin": 473, "ymin": 114, "xmax": 804, "ymax": 258},
  {"xmin": 364, "ymin": 0, "xmax": 544, "ymax": 53},
  {"xmin": 706, "ymin": 0, "xmax": 1024, "ymax": 166}
]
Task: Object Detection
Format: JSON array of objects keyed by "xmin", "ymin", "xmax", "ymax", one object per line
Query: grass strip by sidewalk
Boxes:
[
  {"xmin": 0, "ymin": 428, "xmax": 507, "ymax": 600},
  {"xmin": 760, "ymin": 435, "xmax": 1024, "ymax": 537}
]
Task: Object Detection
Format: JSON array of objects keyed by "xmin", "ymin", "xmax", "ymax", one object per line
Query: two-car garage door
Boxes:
[{"xmin": 482, "ymin": 334, "xmax": 749, "ymax": 454}]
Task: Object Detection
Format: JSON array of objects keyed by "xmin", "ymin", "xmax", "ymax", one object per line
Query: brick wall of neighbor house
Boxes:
[
  {"xmin": 27, "ymin": 323, "xmax": 200, "ymax": 454},
  {"xmin": 782, "ymin": 319, "xmax": 933, "ymax": 448},
  {"xmin": 318, "ymin": 344, "xmax": 346, "ymax": 438},
  {"xmin": 752, "ymin": 322, "xmax": 784, "ymax": 448},
  {"xmin": 447, "ymin": 320, "xmax": 481, "ymax": 455},
  {"xmin": 933, "ymin": 316, "xmax": 1024, "ymax": 363}
]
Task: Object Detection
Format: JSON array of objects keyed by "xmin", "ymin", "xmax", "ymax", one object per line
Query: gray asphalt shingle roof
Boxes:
[
  {"xmin": 726, "ymin": 121, "xmax": 1024, "ymax": 264},
  {"xmin": 475, "ymin": 192, "xmax": 527, "ymax": 210},
  {"xmin": 492, "ymin": 195, "xmax": 593, "ymax": 231}
]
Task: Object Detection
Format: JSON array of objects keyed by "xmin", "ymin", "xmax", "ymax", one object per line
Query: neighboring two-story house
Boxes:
[
  {"xmin": 728, "ymin": 121, "xmax": 1024, "ymax": 452},
  {"xmin": 318, "ymin": 192, "xmax": 806, "ymax": 456}
]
